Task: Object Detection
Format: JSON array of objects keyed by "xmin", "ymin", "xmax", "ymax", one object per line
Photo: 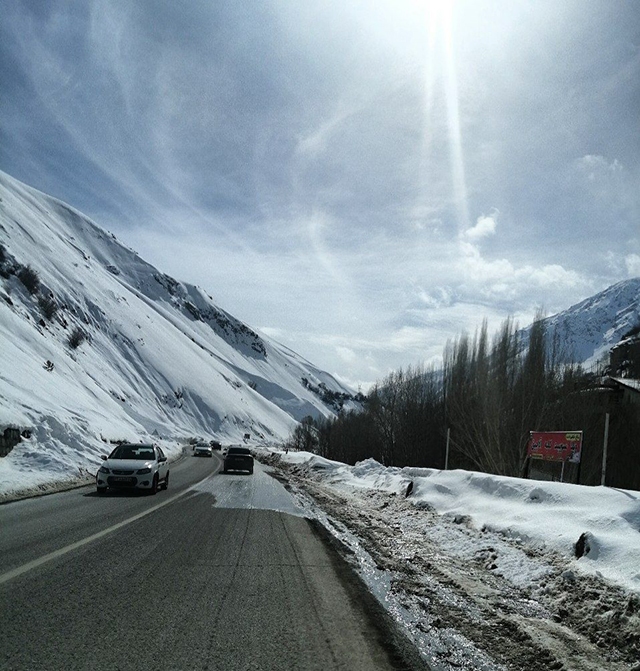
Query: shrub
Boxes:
[
  {"xmin": 68, "ymin": 327, "xmax": 87, "ymax": 349},
  {"xmin": 17, "ymin": 265, "xmax": 40, "ymax": 294},
  {"xmin": 38, "ymin": 294, "xmax": 58, "ymax": 320}
]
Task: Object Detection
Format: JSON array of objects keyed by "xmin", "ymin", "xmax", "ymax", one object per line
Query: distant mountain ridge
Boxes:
[
  {"xmin": 518, "ymin": 277, "xmax": 640, "ymax": 368},
  {"xmin": 0, "ymin": 171, "xmax": 356, "ymax": 478}
]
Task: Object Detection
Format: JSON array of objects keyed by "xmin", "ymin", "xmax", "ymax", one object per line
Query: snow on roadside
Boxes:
[
  {"xmin": 0, "ymin": 432, "xmax": 185, "ymax": 503},
  {"xmin": 271, "ymin": 451, "xmax": 640, "ymax": 594},
  {"xmin": 258, "ymin": 448, "xmax": 640, "ymax": 671}
]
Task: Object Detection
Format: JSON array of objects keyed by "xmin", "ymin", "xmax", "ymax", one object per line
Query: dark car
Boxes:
[{"xmin": 223, "ymin": 447, "xmax": 254, "ymax": 474}]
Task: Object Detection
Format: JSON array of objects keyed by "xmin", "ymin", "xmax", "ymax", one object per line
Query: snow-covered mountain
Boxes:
[
  {"xmin": 0, "ymin": 171, "xmax": 355, "ymax": 483},
  {"xmin": 518, "ymin": 277, "xmax": 640, "ymax": 368}
]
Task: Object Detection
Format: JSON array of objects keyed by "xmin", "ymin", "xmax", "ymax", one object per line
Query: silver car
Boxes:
[{"xmin": 96, "ymin": 443, "xmax": 169, "ymax": 495}]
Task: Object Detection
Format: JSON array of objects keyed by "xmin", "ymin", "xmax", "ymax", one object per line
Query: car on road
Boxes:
[
  {"xmin": 223, "ymin": 447, "xmax": 254, "ymax": 474},
  {"xmin": 210, "ymin": 440, "xmax": 222, "ymax": 450},
  {"xmin": 96, "ymin": 443, "xmax": 169, "ymax": 495},
  {"xmin": 194, "ymin": 443, "xmax": 213, "ymax": 457}
]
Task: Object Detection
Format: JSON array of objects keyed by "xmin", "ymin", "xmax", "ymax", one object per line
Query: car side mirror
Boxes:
[
  {"xmin": 159, "ymin": 456, "xmax": 167, "ymax": 463},
  {"xmin": 101, "ymin": 455, "xmax": 108, "ymax": 460}
]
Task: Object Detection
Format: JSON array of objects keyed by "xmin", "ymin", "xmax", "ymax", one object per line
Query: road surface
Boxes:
[{"xmin": 0, "ymin": 451, "xmax": 426, "ymax": 670}]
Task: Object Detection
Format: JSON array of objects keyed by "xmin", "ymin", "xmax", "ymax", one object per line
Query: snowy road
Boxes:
[{"xmin": 0, "ymin": 453, "xmax": 425, "ymax": 670}]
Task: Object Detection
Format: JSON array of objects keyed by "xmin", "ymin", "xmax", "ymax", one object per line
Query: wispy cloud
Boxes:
[{"xmin": 1, "ymin": 0, "xmax": 639, "ymax": 387}]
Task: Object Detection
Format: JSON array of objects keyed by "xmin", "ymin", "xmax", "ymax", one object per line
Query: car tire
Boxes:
[
  {"xmin": 149, "ymin": 474, "xmax": 158, "ymax": 495},
  {"xmin": 162, "ymin": 472, "xmax": 169, "ymax": 490},
  {"xmin": 97, "ymin": 487, "xmax": 107, "ymax": 495}
]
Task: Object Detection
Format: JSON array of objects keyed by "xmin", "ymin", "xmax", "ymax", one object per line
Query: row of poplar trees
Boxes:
[{"xmin": 287, "ymin": 315, "xmax": 639, "ymax": 489}]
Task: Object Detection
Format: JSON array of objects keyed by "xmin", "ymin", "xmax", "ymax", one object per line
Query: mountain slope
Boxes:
[
  {"xmin": 518, "ymin": 278, "xmax": 640, "ymax": 367},
  {"xmin": 0, "ymin": 171, "xmax": 355, "ymax": 487}
]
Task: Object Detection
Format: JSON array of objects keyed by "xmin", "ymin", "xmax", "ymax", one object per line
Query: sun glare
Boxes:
[
  {"xmin": 359, "ymin": 0, "xmax": 470, "ymax": 234},
  {"xmin": 403, "ymin": 0, "xmax": 470, "ymax": 233}
]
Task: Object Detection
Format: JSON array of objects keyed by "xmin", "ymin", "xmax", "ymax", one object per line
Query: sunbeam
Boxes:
[
  {"xmin": 417, "ymin": 0, "xmax": 469, "ymax": 232},
  {"xmin": 440, "ymin": 2, "xmax": 470, "ymax": 232}
]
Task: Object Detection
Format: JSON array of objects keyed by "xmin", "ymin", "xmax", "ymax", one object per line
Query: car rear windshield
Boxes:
[
  {"xmin": 111, "ymin": 445, "xmax": 155, "ymax": 460},
  {"xmin": 227, "ymin": 447, "xmax": 250, "ymax": 455}
]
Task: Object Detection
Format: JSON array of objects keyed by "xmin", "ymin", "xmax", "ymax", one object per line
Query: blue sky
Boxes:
[{"xmin": 2, "ymin": 0, "xmax": 639, "ymax": 389}]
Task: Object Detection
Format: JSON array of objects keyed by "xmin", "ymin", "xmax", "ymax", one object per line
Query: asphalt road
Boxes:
[{"xmin": 0, "ymin": 451, "xmax": 425, "ymax": 671}]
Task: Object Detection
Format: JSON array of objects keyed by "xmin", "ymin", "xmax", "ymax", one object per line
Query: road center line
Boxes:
[{"xmin": 0, "ymin": 471, "xmax": 218, "ymax": 586}]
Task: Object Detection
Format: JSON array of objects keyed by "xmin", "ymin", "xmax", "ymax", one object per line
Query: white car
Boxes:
[
  {"xmin": 96, "ymin": 443, "xmax": 169, "ymax": 495},
  {"xmin": 193, "ymin": 443, "xmax": 213, "ymax": 457}
]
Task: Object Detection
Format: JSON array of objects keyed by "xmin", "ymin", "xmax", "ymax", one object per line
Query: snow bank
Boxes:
[{"xmin": 271, "ymin": 449, "xmax": 640, "ymax": 594}]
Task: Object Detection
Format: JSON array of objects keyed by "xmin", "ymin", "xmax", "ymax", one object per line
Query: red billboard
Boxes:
[{"xmin": 528, "ymin": 431, "xmax": 583, "ymax": 463}]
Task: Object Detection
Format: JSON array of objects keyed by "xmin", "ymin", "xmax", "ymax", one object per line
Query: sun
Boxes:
[{"xmin": 407, "ymin": 0, "xmax": 456, "ymax": 27}]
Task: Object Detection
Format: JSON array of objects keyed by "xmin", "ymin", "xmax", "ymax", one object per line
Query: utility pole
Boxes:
[
  {"xmin": 601, "ymin": 412, "xmax": 610, "ymax": 487},
  {"xmin": 444, "ymin": 427, "xmax": 450, "ymax": 470}
]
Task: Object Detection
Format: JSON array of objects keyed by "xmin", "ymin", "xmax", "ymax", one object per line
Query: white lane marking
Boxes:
[{"xmin": 0, "ymin": 471, "xmax": 219, "ymax": 586}]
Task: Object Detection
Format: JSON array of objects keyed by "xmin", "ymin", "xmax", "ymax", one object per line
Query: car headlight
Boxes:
[
  {"xmin": 137, "ymin": 467, "xmax": 152, "ymax": 474},
  {"xmin": 99, "ymin": 466, "xmax": 110, "ymax": 474}
]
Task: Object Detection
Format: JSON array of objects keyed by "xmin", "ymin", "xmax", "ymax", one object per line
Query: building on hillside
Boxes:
[
  {"xmin": 609, "ymin": 331, "xmax": 640, "ymax": 378},
  {"xmin": 605, "ymin": 377, "xmax": 640, "ymax": 406}
]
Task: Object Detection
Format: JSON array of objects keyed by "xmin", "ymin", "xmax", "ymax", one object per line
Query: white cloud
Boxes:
[
  {"xmin": 463, "ymin": 212, "xmax": 497, "ymax": 241},
  {"xmin": 335, "ymin": 346, "xmax": 358, "ymax": 367},
  {"xmin": 451, "ymin": 236, "xmax": 586, "ymax": 311},
  {"xmin": 625, "ymin": 254, "xmax": 640, "ymax": 277},
  {"xmin": 576, "ymin": 154, "xmax": 623, "ymax": 182}
]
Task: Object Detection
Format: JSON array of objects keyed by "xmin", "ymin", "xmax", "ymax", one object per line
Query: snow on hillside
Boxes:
[
  {"xmin": 518, "ymin": 277, "xmax": 640, "ymax": 367},
  {"xmin": 0, "ymin": 171, "xmax": 355, "ymax": 494}
]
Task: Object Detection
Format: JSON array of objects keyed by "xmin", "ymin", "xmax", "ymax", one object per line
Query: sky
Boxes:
[{"xmin": 1, "ymin": 0, "xmax": 639, "ymax": 389}]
